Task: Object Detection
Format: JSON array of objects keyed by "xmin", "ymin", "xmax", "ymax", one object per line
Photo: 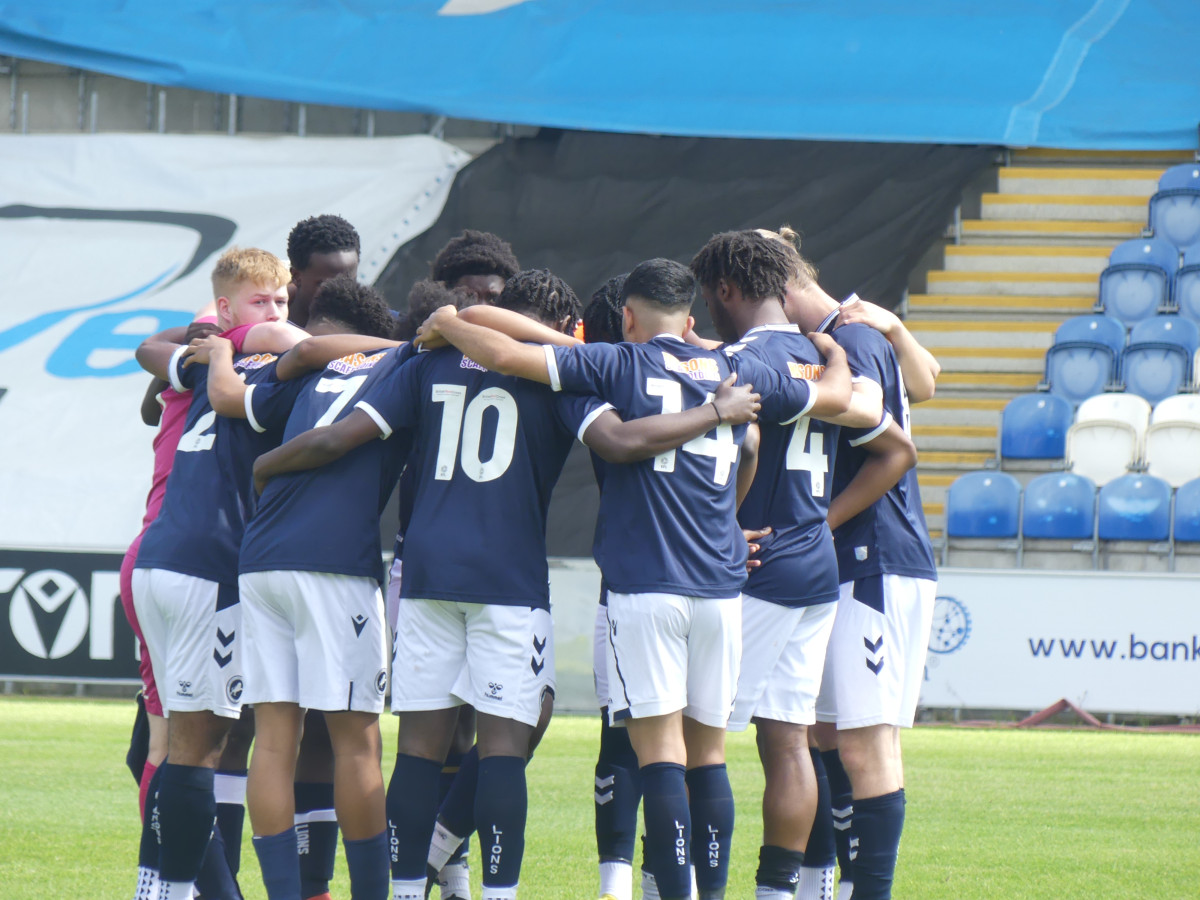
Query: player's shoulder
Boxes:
[{"xmin": 235, "ymin": 352, "xmax": 282, "ymax": 382}]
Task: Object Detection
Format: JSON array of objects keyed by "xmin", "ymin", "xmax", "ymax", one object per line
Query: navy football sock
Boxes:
[
  {"xmin": 344, "ymin": 830, "xmax": 390, "ymax": 900},
  {"xmin": 156, "ymin": 763, "xmax": 216, "ymax": 888},
  {"xmin": 820, "ymin": 749, "xmax": 854, "ymax": 888},
  {"xmin": 138, "ymin": 764, "xmax": 165, "ymax": 871},
  {"xmin": 685, "ymin": 764, "xmax": 734, "ymax": 900},
  {"xmin": 195, "ymin": 823, "xmax": 243, "ymax": 900},
  {"xmin": 253, "ymin": 828, "xmax": 301, "ymax": 900},
  {"xmin": 755, "ymin": 844, "xmax": 805, "ymax": 896},
  {"xmin": 475, "ymin": 755, "xmax": 528, "ymax": 890},
  {"xmin": 295, "ymin": 780, "xmax": 338, "ymax": 898},
  {"xmin": 439, "ymin": 745, "xmax": 479, "ymax": 843},
  {"xmin": 804, "ymin": 747, "xmax": 836, "ymax": 869},
  {"xmin": 595, "ymin": 713, "xmax": 642, "ymax": 864},
  {"xmin": 214, "ymin": 768, "xmax": 247, "ymax": 878},
  {"xmin": 387, "ymin": 754, "xmax": 443, "ymax": 881},
  {"xmin": 640, "ymin": 762, "xmax": 691, "ymax": 900},
  {"xmin": 847, "ymin": 789, "xmax": 905, "ymax": 900}
]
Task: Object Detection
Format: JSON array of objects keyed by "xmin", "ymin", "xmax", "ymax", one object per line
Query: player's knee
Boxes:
[
  {"xmin": 449, "ymin": 705, "xmax": 477, "ymax": 754},
  {"xmin": 755, "ymin": 720, "xmax": 808, "ymax": 770}
]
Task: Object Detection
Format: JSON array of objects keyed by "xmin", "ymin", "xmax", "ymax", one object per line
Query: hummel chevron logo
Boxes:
[
  {"xmin": 595, "ymin": 774, "xmax": 615, "ymax": 805},
  {"xmin": 352, "ymin": 614, "xmax": 368, "ymax": 637},
  {"xmin": 864, "ymin": 634, "xmax": 883, "ymax": 653},
  {"xmin": 217, "ymin": 628, "xmax": 235, "ymax": 647},
  {"xmin": 213, "ymin": 649, "xmax": 232, "ymax": 668},
  {"xmin": 530, "ymin": 657, "xmax": 545, "ymax": 676},
  {"xmin": 866, "ymin": 657, "xmax": 885, "ymax": 675},
  {"xmin": 532, "ymin": 635, "xmax": 547, "ymax": 654}
]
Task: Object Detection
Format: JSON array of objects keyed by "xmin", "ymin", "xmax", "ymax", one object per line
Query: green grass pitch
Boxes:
[{"xmin": 2, "ymin": 696, "xmax": 1197, "ymax": 898}]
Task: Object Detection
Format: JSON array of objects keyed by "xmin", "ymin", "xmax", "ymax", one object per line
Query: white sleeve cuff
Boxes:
[
  {"xmin": 354, "ymin": 401, "xmax": 392, "ymax": 439},
  {"xmin": 543, "ymin": 345, "xmax": 562, "ymax": 392},
  {"xmin": 849, "ymin": 411, "xmax": 894, "ymax": 447},
  {"xmin": 244, "ymin": 385, "xmax": 265, "ymax": 433},
  {"xmin": 167, "ymin": 345, "xmax": 189, "ymax": 394},
  {"xmin": 780, "ymin": 380, "xmax": 819, "ymax": 426},
  {"xmin": 576, "ymin": 402, "xmax": 615, "ymax": 443}
]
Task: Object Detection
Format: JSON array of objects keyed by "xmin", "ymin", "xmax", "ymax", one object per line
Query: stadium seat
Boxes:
[
  {"xmin": 1042, "ymin": 315, "xmax": 1125, "ymax": 404},
  {"xmin": 999, "ymin": 393, "xmax": 1071, "ymax": 460},
  {"xmin": 1173, "ymin": 478, "xmax": 1200, "ymax": 542},
  {"xmin": 945, "ymin": 471, "xmax": 1021, "ymax": 537},
  {"xmin": 1096, "ymin": 238, "xmax": 1177, "ymax": 325},
  {"xmin": 1148, "ymin": 164, "xmax": 1200, "ymax": 250},
  {"xmin": 1066, "ymin": 420, "xmax": 1139, "ymax": 485},
  {"xmin": 1022, "ymin": 472, "xmax": 1096, "ymax": 539},
  {"xmin": 1075, "ymin": 392, "xmax": 1152, "ymax": 435},
  {"xmin": 1151, "ymin": 393, "xmax": 1200, "ymax": 425},
  {"xmin": 1097, "ymin": 474, "xmax": 1171, "ymax": 541},
  {"xmin": 1120, "ymin": 315, "xmax": 1199, "ymax": 404},
  {"xmin": 1174, "ymin": 244, "xmax": 1200, "ymax": 323},
  {"xmin": 1145, "ymin": 420, "xmax": 1200, "ymax": 487}
]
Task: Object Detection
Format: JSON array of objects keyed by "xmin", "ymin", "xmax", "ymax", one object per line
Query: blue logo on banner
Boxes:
[{"xmin": 928, "ymin": 596, "xmax": 971, "ymax": 654}]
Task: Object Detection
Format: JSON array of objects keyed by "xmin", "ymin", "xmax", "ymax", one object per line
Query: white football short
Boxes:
[
  {"xmin": 815, "ymin": 574, "xmax": 937, "ymax": 729},
  {"xmin": 385, "ymin": 556, "xmax": 402, "ymax": 637},
  {"xmin": 593, "ymin": 599, "xmax": 610, "ymax": 710},
  {"xmin": 131, "ymin": 568, "xmax": 244, "ymax": 719},
  {"xmin": 391, "ymin": 599, "xmax": 554, "ymax": 728},
  {"xmin": 238, "ymin": 570, "xmax": 388, "ymax": 713},
  {"xmin": 604, "ymin": 592, "xmax": 741, "ymax": 729},
  {"xmin": 727, "ymin": 595, "xmax": 837, "ymax": 732}
]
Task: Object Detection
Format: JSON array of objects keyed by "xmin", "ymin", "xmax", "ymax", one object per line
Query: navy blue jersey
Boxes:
[
  {"xmin": 546, "ymin": 334, "xmax": 817, "ymax": 598},
  {"xmin": 239, "ymin": 344, "xmax": 417, "ymax": 582},
  {"xmin": 136, "ymin": 347, "xmax": 303, "ymax": 584},
  {"xmin": 823, "ymin": 307, "xmax": 936, "ymax": 582},
  {"xmin": 357, "ymin": 346, "xmax": 607, "ymax": 609},
  {"xmin": 726, "ymin": 325, "xmax": 841, "ymax": 607}
]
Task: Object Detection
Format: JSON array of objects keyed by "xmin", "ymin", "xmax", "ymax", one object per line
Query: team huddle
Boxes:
[{"xmin": 119, "ymin": 218, "xmax": 939, "ymax": 900}]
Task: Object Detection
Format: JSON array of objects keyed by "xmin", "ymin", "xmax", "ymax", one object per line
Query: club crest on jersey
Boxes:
[
  {"xmin": 787, "ymin": 361, "xmax": 825, "ymax": 380},
  {"xmin": 662, "ymin": 352, "xmax": 720, "ymax": 382},
  {"xmin": 328, "ymin": 351, "xmax": 385, "ymax": 375},
  {"xmin": 460, "ymin": 355, "xmax": 487, "ymax": 372},
  {"xmin": 236, "ymin": 353, "xmax": 277, "ymax": 371}
]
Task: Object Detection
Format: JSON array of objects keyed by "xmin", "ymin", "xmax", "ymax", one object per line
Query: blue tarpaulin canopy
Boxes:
[{"xmin": 1, "ymin": 0, "xmax": 1197, "ymax": 149}]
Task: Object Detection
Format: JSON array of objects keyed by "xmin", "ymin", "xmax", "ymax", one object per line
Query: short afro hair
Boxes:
[
  {"xmin": 690, "ymin": 230, "xmax": 799, "ymax": 303},
  {"xmin": 497, "ymin": 269, "xmax": 582, "ymax": 331},
  {"xmin": 582, "ymin": 273, "xmax": 628, "ymax": 344},
  {"xmin": 621, "ymin": 258, "xmax": 695, "ymax": 312},
  {"xmin": 431, "ymin": 230, "xmax": 520, "ymax": 287},
  {"xmin": 394, "ymin": 279, "xmax": 473, "ymax": 341},
  {"xmin": 308, "ymin": 274, "xmax": 395, "ymax": 339},
  {"xmin": 287, "ymin": 215, "xmax": 361, "ymax": 271}
]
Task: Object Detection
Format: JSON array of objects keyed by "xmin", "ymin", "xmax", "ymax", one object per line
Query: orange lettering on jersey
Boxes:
[
  {"xmin": 787, "ymin": 361, "xmax": 825, "ymax": 380},
  {"xmin": 662, "ymin": 352, "xmax": 721, "ymax": 382}
]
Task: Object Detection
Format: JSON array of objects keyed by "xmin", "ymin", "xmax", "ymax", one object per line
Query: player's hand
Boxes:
[
  {"xmin": 835, "ymin": 298, "xmax": 899, "ymax": 336},
  {"xmin": 807, "ymin": 331, "xmax": 844, "ymax": 361},
  {"xmin": 743, "ymin": 526, "xmax": 772, "ymax": 572},
  {"xmin": 184, "ymin": 320, "xmax": 222, "ymax": 344},
  {"xmin": 414, "ymin": 305, "xmax": 458, "ymax": 348},
  {"xmin": 713, "ymin": 373, "xmax": 760, "ymax": 425},
  {"xmin": 182, "ymin": 335, "xmax": 233, "ymax": 366}
]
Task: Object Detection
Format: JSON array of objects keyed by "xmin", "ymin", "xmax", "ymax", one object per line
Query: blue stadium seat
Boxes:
[
  {"xmin": 1000, "ymin": 393, "xmax": 1071, "ymax": 459},
  {"xmin": 1022, "ymin": 472, "xmax": 1096, "ymax": 539},
  {"xmin": 1174, "ymin": 244, "xmax": 1200, "ymax": 324},
  {"xmin": 1129, "ymin": 314, "xmax": 1200, "ymax": 351},
  {"xmin": 1042, "ymin": 314, "xmax": 1125, "ymax": 404},
  {"xmin": 1097, "ymin": 473, "xmax": 1171, "ymax": 541},
  {"xmin": 1173, "ymin": 478, "xmax": 1200, "ymax": 543},
  {"xmin": 1096, "ymin": 238, "xmax": 1177, "ymax": 325},
  {"xmin": 945, "ymin": 471, "xmax": 1021, "ymax": 538},
  {"xmin": 1120, "ymin": 315, "xmax": 1199, "ymax": 404},
  {"xmin": 1149, "ymin": 164, "xmax": 1200, "ymax": 250}
]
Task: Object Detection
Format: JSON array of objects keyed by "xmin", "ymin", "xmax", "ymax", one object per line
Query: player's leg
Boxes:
[
  {"xmin": 295, "ymin": 711, "xmax": 339, "ymax": 900},
  {"xmin": 437, "ymin": 707, "xmax": 478, "ymax": 893},
  {"xmin": 326, "ymin": 711, "xmax": 389, "ymax": 900},
  {"xmin": 214, "ymin": 707, "xmax": 253, "ymax": 878},
  {"xmin": 796, "ymin": 739, "xmax": 838, "ymax": 900}
]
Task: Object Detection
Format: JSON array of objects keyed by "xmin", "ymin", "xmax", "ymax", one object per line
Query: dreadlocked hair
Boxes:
[
  {"xmin": 497, "ymin": 269, "xmax": 582, "ymax": 332},
  {"xmin": 431, "ymin": 229, "xmax": 520, "ymax": 286},
  {"xmin": 394, "ymin": 279, "xmax": 474, "ymax": 341},
  {"xmin": 582, "ymin": 273, "xmax": 628, "ymax": 344},
  {"xmin": 308, "ymin": 274, "xmax": 395, "ymax": 339},
  {"xmin": 286, "ymin": 215, "xmax": 361, "ymax": 270},
  {"xmin": 690, "ymin": 229, "xmax": 800, "ymax": 302}
]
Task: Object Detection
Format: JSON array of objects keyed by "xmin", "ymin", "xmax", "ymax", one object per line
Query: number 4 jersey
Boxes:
[
  {"xmin": 354, "ymin": 345, "xmax": 610, "ymax": 610},
  {"xmin": 135, "ymin": 345, "xmax": 306, "ymax": 585}
]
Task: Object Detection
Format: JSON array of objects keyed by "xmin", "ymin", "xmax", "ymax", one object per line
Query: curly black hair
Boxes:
[
  {"xmin": 286, "ymin": 215, "xmax": 362, "ymax": 271},
  {"xmin": 621, "ymin": 258, "xmax": 695, "ymax": 312},
  {"xmin": 308, "ymin": 274, "xmax": 394, "ymax": 339},
  {"xmin": 393, "ymin": 279, "xmax": 473, "ymax": 341},
  {"xmin": 582, "ymin": 273, "xmax": 628, "ymax": 344},
  {"xmin": 689, "ymin": 230, "xmax": 799, "ymax": 302},
  {"xmin": 497, "ymin": 269, "xmax": 581, "ymax": 331},
  {"xmin": 431, "ymin": 230, "xmax": 520, "ymax": 286}
]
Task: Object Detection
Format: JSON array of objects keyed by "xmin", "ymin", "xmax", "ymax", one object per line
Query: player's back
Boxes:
[
  {"xmin": 726, "ymin": 326, "xmax": 841, "ymax": 606},
  {"xmin": 239, "ymin": 345, "xmax": 415, "ymax": 582}
]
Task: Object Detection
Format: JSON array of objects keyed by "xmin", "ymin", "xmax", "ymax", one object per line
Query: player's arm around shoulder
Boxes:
[
  {"xmin": 135, "ymin": 325, "xmax": 192, "ymax": 381},
  {"xmin": 837, "ymin": 298, "xmax": 939, "ymax": 402},
  {"xmin": 252, "ymin": 408, "xmax": 385, "ymax": 495},
  {"xmin": 459, "ymin": 304, "xmax": 582, "ymax": 348},
  {"xmin": 416, "ymin": 306, "xmax": 553, "ymax": 383},
  {"xmin": 826, "ymin": 417, "xmax": 917, "ymax": 530},
  {"xmin": 181, "ymin": 336, "xmax": 244, "ymax": 418},
  {"xmin": 276, "ymin": 334, "xmax": 400, "ymax": 381},
  {"xmin": 238, "ymin": 320, "xmax": 309, "ymax": 355},
  {"xmin": 804, "ymin": 331, "xmax": 853, "ymax": 421}
]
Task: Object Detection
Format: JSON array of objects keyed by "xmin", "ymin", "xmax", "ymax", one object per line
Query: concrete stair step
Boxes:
[
  {"xmin": 961, "ymin": 218, "xmax": 1144, "ymax": 242},
  {"xmin": 918, "ymin": 450, "xmax": 997, "ymax": 469},
  {"xmin": 912, "ymin": 423, "xmax": 998, "ymax": 437},
  {"xmin": 915, "ymin": 433, "xmax": 997, "ymax": 453},
  {"xmin": 912, "ymin": 405, "xmax": 1000, "ymax": 426},
  {"xmin": 933, "ymin": 347, "xmax": 1045, "ymax": 373},
  {"xmin": 920, "ymin": 397, "xmax": 1010, "ymax": 411},
  {"xmin": 934, "ymin": 371, "xmax": 1042, "ymax": 392},
  {"xmin": 906, "ymin": 293, "xmax": 1094, "ymax": 319},
  {"xmin": 1010, "ymin": 148, "xmax": 1193, "ymax": 166},
  {"xmin": 982, "ymin": 193, "xmax": 1149, "ymax": 222},
  {"xmin": 943, "ymin": 244, "xmax": 1112, "ymax": 274},
  {"xmin": 910, "ymin": 319, "xmax": 1055, "ymax": 350},
  {"xmin": 998, "ymin": 166, "xmax": 1164, "ymax": 197},
  {"xmin": 926, "ymin": 269, "xmax": 1096, "ymax": 296}
]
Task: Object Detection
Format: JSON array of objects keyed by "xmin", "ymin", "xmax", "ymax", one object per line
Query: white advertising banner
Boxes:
[
  {"xmin": 924, "ymin": 568, "xmax": 1200, "ymax": 716},
  {"xmin": 0, "ymin": 133, "xmax": 468, "ymax": 552}
]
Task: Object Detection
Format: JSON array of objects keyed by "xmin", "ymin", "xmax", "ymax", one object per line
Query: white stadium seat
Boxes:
[
  {"xmin": 1151, "ymin": 393, "xmax": 1200, "ymax": 426},
  {"xmin": 1145, "ymin": 421, "xmax": 1200, "ymax": 487},
  {"xmin": 1066, "ymin": 420, "xmax": 1139, "ymax": 485},
  {"xmin": 1075, "ymin": 392, "xmax": 1152, "ymax": 436}
]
